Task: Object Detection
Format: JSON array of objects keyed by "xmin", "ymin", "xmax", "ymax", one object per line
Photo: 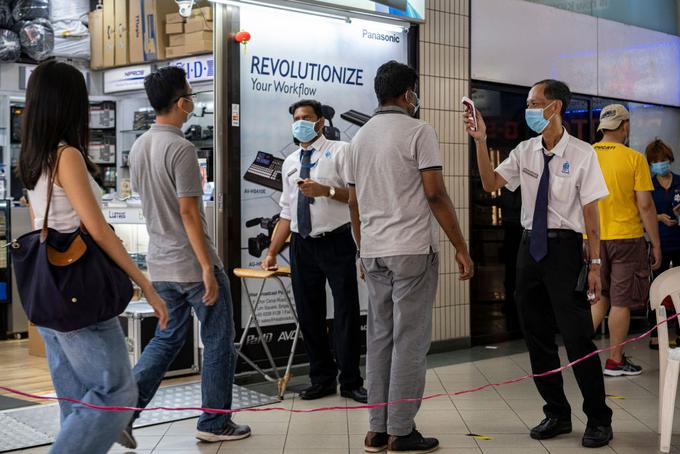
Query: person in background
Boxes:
[
  {"xmin": 646, "ymin": 139, "xmax": 680, "ymax": 349},
  {"xmin": 348, "ymin": 60, "xmax": 473, "ymax": 454},
  {"xmin": 589, "ymin": 104, "xmax": 662, "ymax": 376},
  {"xmin": 123, "ymin": 66, "xmax": 250, "ymax": 447},
  {"xmin": 18, "ymin": 60, "xmax": 168, "ymax": 454},
  {"xmin": 262, "ymin": 99, "xmax": 367, "ymax": 404},
  {"xmin": 465, "ymin": 79, "xmax": 614, "ymax": 448}
]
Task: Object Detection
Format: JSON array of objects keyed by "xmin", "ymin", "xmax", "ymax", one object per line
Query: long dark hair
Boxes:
[{"xmin": 18, "ymin": 61, "xmax": 98, "ymax": 190}]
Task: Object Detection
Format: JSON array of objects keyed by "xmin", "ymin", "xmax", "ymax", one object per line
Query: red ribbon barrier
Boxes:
[{"xmin": 2, "ymin": 312, "xmax": 677, "ymax": 414}]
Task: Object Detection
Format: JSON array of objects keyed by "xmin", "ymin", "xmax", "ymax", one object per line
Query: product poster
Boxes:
[{"xmin": 239, "ymin": 4, "xmax": 409, "ymax": 330}]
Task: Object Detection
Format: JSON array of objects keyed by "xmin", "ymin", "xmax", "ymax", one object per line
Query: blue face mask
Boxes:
[
  {"xmin": 651, "ymin": 161, "xmax": 671, "ymax": 176},
  {"xmin": 525, "ymin": 101, "xmax": 556, "ymax": 134},
  {"xmin": 292, "ymin": 119, "xmax": 320, "ymax": 143}
]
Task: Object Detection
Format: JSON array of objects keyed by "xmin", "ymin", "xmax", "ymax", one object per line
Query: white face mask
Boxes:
[
  {"xmin": 407, "ymin": 90, "xmax": 421, "ymax": 116},
  {"xmin": 179, "ymin": 97, "xmax": 195, "ymax": 120}
]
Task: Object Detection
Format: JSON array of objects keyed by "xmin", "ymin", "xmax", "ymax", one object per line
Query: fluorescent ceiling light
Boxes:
[{"xmin": 209, "ymin": 0, "xmax": 352, "ymax": 22}]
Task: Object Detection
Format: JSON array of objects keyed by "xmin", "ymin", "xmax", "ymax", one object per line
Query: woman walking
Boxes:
[{"xmin": 18, "ymin": 60, "xmax": 168, "ymax": 454}]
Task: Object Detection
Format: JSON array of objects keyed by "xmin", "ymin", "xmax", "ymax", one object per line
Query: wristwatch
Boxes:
[
  {"xmin": 590, "ymin": 259, "xmax": 602, "ymax": 266},
  {"xmin": 328, "ymin": 186, "xmax": 336, "ymax": 198}
]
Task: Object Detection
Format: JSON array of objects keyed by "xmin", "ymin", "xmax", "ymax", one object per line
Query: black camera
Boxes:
[{"xmin": 246, "ymin": 214, "xmax": 288, "ymax": 258}]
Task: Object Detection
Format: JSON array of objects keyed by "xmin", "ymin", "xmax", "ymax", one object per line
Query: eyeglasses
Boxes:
[{"xmin": 173, "ymin": 90, "xmax": 211, "ymax": 103}]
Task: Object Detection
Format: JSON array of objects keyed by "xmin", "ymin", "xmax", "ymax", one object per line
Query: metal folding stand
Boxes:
[{"xmin": 233, "ymin": 266, "xmax": 300, "ymax": 399}]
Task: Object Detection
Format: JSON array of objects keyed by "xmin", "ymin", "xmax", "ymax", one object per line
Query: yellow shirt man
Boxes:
[{"xmin": 594, "ymin": 141, "xmax": 654, "ymax": 240}]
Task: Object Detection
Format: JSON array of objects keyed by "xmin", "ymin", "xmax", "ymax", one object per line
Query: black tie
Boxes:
[
  {"xmin": 530, "ymin": 153, "xmax": 554, "ymax": 262},
  {"xmin": 297, "ymin": 148, "xmax": 314, "ymax": 238}
]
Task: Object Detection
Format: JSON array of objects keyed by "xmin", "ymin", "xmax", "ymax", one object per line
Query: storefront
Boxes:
[
  {"xmin": 208, "ymin": 0, "xmax": 423, "ymax": 372},
  {"xmin": 468, "ymin": 0, "xmax": 680, "ymax": 344},
  {"xmin": 0, "ymin": 0, "xmax": 427, "ymax": 381}
]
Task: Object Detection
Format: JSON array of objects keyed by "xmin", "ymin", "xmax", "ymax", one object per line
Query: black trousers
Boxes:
[
  {"xmin": 516, "ymin": 232, "xmax": 612, "ymax": 426},
  {"xmin": 289, "ymin": 227, "xmax": 363, "ymax": 390}
]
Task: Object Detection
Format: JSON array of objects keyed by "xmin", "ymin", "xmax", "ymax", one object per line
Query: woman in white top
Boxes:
[{"xmin": 18, "ymin": 61, "xmax": 168, "ymax": 454}]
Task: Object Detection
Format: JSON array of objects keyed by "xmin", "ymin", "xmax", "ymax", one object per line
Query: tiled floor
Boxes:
[{"xmin": 14, "ymin": 337, "xmax": 680, "ymax": 453}]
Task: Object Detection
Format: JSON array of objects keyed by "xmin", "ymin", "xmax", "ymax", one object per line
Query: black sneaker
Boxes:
[
  {"xmin": 387, "ymin": 429, "xmax": 439, "ymax": 454},
  {"xmin": 604, "ymin": 355, "xmax": 642, "ymax": 377},
  {"xmin": 364, "ymin": 431, "xmax": 389, "ymax": 452},
  {"xmin": 117, "ymin": 422, "xmax": 137, "ymax": 449},
  {"xmin": 529, "ymin": 417, "xmax": 572, "ymax": 440},
  {"xmin": 582, "ymin": 424, "xmax": 613, "ymax": 448},
  {"xmin": 196, "ymin": 420, "xmax": 252, "ymax": 443}
]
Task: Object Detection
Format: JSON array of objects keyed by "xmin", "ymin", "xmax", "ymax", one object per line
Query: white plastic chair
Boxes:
[{"xmin": 650, "ymin": 267, "xmax": 680, "ymax": 453}]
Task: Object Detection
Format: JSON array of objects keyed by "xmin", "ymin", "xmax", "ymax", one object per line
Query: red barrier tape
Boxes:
[{"xmin": 1, "ymin": 312, "xmax": 677, "ymax": 414}]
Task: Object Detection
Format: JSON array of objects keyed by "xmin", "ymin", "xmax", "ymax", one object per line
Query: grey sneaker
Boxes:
[
  {"xmin": 117, "ymin": 422, "xmax": 137, "ymax": 449},
  {"xmin": 196, "ymin": 420, "xmax": 252, "ymax": 442}
]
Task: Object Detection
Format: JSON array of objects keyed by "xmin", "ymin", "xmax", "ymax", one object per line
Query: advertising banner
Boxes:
[
  {"xmin": 304, "ymin": 0, "xmax": 426, "ymax": 22},
  {"xmin": 238, "ymin": 4, "xmax": 408, "ymax": 336}
]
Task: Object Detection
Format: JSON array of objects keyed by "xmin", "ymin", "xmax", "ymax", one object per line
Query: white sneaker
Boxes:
[{"xmin": 196, "ymin": 420, "xmax": 252, "ymax": 442}]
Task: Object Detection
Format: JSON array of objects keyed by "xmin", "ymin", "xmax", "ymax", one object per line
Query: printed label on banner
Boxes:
[
  {"xmin": 167, "ymin": 55, "xmax": 215, "ymax": 83},
  {"xmin": 238, "ymin": 4, "xmax": 408, "ymax": 328},
  {"xmin": 232, "ymin": 104, "xmax": 240, "ymax": 127},
  {"xmin": 103, "ymin": 65, "xmax": 152, "ymax": 94}
]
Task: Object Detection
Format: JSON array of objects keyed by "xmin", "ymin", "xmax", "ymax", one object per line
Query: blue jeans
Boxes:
[
  {"xmin": 39, "ymin": 318, "xmax": 138, "ymax": 454},
  {"xmin": 133, "ymin": 268, "xmax": 236, "ymax": 432}
]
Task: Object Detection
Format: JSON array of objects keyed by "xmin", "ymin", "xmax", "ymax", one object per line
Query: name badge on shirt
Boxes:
[
  {"xmin": 522, "ymin": 167, "xmax": 538, "ymax": 179},
  {"xmin": 287, "ymin": 168, "xmax": 298, "ymax": 177}
]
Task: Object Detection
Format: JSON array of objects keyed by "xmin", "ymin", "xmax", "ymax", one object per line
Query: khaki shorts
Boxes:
[{"xmin": 601, "ymin": 237, "xmax": 651, "ymax": 309}]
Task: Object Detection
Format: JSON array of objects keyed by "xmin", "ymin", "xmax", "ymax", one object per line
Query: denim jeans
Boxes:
[
  {"xmin": 133, "ymin": 268, "xmax": 236, "ymax": 432},
  {"xmin": 39, "ymin": 318, "xmax": 138, "ymax": 454}
]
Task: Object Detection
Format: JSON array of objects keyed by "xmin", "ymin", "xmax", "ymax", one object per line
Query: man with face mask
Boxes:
[
  {"xmin": 464, "ymin": 79, "xmax": 614, "ymax": 448},
  {"xmin": 122, "ymin": 67, "xmax": 251, "ymax": 447},
  {"xmin": 346, "ymin": 60, "xmax": 473, "ymax": 454},
  {"xmin": 590, "ymin": 104, "xmax": 662, "ymax": 374},
  {"xmin": 262, "ymin": 99, "xmax": 367, "ymax": 404}
]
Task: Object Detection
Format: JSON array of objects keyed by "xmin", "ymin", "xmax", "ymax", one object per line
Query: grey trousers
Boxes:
[{"xmin": 361, "ymin": 252, "xmax": 439, "ymax": 436}]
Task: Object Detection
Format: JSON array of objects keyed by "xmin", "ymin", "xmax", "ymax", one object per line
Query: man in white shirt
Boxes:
[
  {"xmin": 262, "ymin": 99, "xmax": 367, "ymax": 404},
  {"xmin": 465, "ymin": 79, "xmax": 614, "ymax": 448}
]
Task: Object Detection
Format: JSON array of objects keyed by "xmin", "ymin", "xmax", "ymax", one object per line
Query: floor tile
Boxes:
[
  {"xmin": 284, "ymin": 434, "xmax": 349, "ymax": 450},
  {"xmin": 153, "ymin": 436, "xmax": 220, "ymax": 453}
]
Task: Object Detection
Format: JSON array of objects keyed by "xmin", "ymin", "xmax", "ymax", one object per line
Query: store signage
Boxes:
[
  {"xmin": 238, "ymin": 4, "xmax": 408, "ymax": 328},
  {"xmin": 103, "ymin": 65, "xmax": 153, "ymax": 94},
  {"xmin": 303, "ymin": 0, "xmax": 426, "ymax": 22},
  {"xmin": 20, "ymin": 65, "xmax": 91, "ymax": 90},
  {"xmin": 103, "ymin": 207, "xmax": 146, "ymax": 224},
  {"xmin": 167, "ymin": 55, "xmax": 215, "ymax": 83}
]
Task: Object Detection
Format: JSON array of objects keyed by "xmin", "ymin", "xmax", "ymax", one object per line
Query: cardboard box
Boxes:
[
  {"xmin": 185, "ymin": 30, "xmax": 212, "ymax": 42},
  {"xmin": 166, "ymin": 22, "xmax": 184, "ymax": 34},
  {"xmin": 184, "ymin": 16, "xmax": 212, "ymax": 34},
  {"xmin": 114, "ymin": 0, "xmax": 128, "ymax": 66},
  {"xmin": 128, "ymin": 0, "xmax": 144, "ymax": 63},
  {"xmin": 165, "ymin": 12, "xmax": 185, "ymax": 24},
  {"xmin": 89, "ymin": 9, "xmax": 104, "ymax": 69},
  {"xmin": 185, "ymin": 39, "xmax": 212, "ymax": 54},
  {"xmin": 169, "ymin": 33, "xmax": 185, "ymax": 46},
  {"xmin": 166, "ymin": 6, "xmax": 211, "ymax": 24},
  {"xmin": 142, "ymin": 0, "xmax": 177, "ymax": 61},
  {"xmin": 28, "ymin": 323, "xmax": 46, "ymax": 358},
  {"xmin": 165, "ymin": 45, "xmax": 187, "ymax": 58},
  {"xmin": 103, "ymin": 0, "xmax": 115, "ymax": 67}
]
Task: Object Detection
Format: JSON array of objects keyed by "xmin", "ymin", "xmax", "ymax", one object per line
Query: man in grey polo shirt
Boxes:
[
  {"xmin": 346, "ymin": 60, "xmax": 473, "ymax": 454},
  {"xmin": 118, "ymin": 67, "xmax": 250, "ymax": 448}
]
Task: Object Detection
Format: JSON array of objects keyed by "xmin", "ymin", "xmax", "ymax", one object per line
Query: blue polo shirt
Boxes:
[{"xmin": 652, "ymin": 173, "xmax": 680, "ymax": 252}]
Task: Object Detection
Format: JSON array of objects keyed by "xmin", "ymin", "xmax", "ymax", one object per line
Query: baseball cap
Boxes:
[{"xmin": 598, "ymin": 104, "xmax": 630, "ymax": 131}]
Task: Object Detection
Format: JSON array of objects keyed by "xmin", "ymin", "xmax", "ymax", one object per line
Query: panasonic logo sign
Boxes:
[{"xmin": 362, "ymin": 29, "xmax": 401, "ymax": 43}]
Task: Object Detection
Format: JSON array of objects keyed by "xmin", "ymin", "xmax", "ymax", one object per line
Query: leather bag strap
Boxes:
[{"xmin": 40, "ymin": 145, "xmax": 68, "ymax": 243}]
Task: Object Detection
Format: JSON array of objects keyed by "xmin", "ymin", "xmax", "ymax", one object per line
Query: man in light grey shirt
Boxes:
[
  {"xmin": 346, "ymin": 61, "xmax": 473, "ymax": 454},
  {"xmin": 121, "ymin": 67, "xmax": 250, "ymax": 449}
]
